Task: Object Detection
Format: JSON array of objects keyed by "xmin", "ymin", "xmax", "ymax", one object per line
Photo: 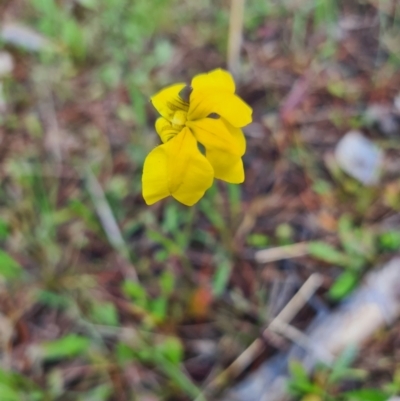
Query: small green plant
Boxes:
[
  {"xmin": 308, "ymin": 215, "xmax": 377, "ymax": 300},
  {"xmin": 0, "ymin": 369, "xmax": 45, "ymax": 401},
  {"xmin": 122, "ymin": 270, "xmax": 175, "ymax": 324},
  {"xmin": 378, "ymin": 230, "xmax": 400, "ymax": 251},
  {"xmin": 246, "ymin": 233, "xmax": 270, "ymax": 248},
  {"xmin": 31, "ymin": 0, "xmax": 88, "ymax": 61},
  {"xmin": 287, "ymin": 348, "xmax": 389, "ymax": 401},
  {"xmin": 41, "ymin": 334, "xmax": 91, "ymax": 361}
]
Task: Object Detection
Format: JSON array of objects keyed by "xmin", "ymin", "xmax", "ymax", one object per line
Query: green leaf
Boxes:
[
  {"xmin": 0, "ymin": 369, "xmax": 43, "ymax": 398},
  {"xmin": 308, "ymin": 241, "xmax": 350, "ymax": 267},
  {"xmin": 246, "ymin": 233, "xmax": 270, "ymax": 248},
  {"xmin": 328, "ymin": 345, "xmax": 360, "ymax": 383},
  {"xmin": 153, "ymin": 353, "xmax": 203, "ymax": 400},
  {"xmin": 287, "ymin": 360, "xmax": 321, "ymax": 395},
  {"xmin": 331, "ymin": 345, "xmax": 358, "ymax": 372},
  {"xmin": 153, "ymin": 40, "xmax": 173, "ymax": 65},
  {"xmin": 76, "ymin": 0, "xmax": 97, "ymax": 9},
  {"xmin": 90, "ymin": 302, "xmax": 119, "ymax": 326},
  {"xmin": 128, "ymin": 85, "xmax": 147, "ymax": 127},
  {"xmin": 146, "ymin": 230, "xmax": 181, "ymax": 255},
  {"xmin": 162, "ymin": 203, "xmax": 180, "ymax": 234},
  {"xmin": 31, "ymin": 0, "xmax": 58, "ymax": 18},
  {"xmin": 227, "ymin": 182, "xmax": 241, "ymax": 216},
  {"xmin": 156, "ymin": 337, "xmax": 184, "ymax": 365},
  {"xmin": 68, "ymin": 199, "xmax": 98, "ymax": 231},
  {"xmin": 122, "ymin": 280, "xmax": 148, "ymax": 308},
  {"xmin": 81, "ymin": 384, "xmax": 113, "ymax": 401},
  {"xmin": 312, "ymin": 179, "xmax": 332, "ymax": 195},
  {"xmin": 329, "ymin": 271, "xmax": 359, "ymax": 300},
  {"xmin": 159, "ymin": 271, "xmax": 175, "ymax": 295},
  {"xmin": 276, "ymin": 223, "xmax": 294, "ymax": 244},
  {"xmin": 42, "ymin": 334, "xmax": 90, "ymax": 360},
  {"xmin": 379, "ymin": 231, "xmax": 400, "ymax": 251},
  {"xmin": 199, "ymin": 196, "xmax": 226, "ymax": 232},
  {"xmin": 289, "ymin": 360, "xmax": 309, "ymax": 383},
  {"xmin": 0, "ymin": 384, "xmax": 20, "ymax": 401},
  {"xmin": 338, "ymin": 216, "xmax": 375, "ymax": 259},
  {"xmin": 37, "ymin": 290, "xmax": 69, "ymax": 308},
  {"xmin": 0, "ymin": 218, "xmax": 9, "ymax": 240},
  {"xmin": 154, "ymin": 249, "xmax": 168, "ymax": 262},
  {"xmin": 212, "ymin": 257, "xmax": 232, "ymax": 297},
  {"xmin": 62, "ymin": 19, "xmax": 86, "ymax": 61},
  {"xmin": 150, "ymin": 297, "xmax": 167, "ymax": 321},
  {"xmin": 345, "ymin": 389, "xmax": 388, "ymax": 401},
  {"xmin": 116, "ymin": 343, "xmax": 137, "ymax": 365},
  {"xmin": 0, "ymin": 250, "xmax": 23, "ymax": 280}
]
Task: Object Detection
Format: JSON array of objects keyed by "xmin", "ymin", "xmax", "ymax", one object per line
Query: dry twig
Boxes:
[
  {"xmin": 255, "ymin": 242, "xmax": 309, "ymax": 263},
  {"xmin": 195, "ymin": 274, "xmax": 323, "ymax": 400},
  {"xmin": 227, "ymin": 0, "xmax": 245, "ymax": 76},
  {"xmin": 85, "ymin": 169, "xmax": 138, "ymax": 282}
]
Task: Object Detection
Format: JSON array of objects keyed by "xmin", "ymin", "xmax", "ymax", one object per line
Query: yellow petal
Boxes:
[
  {"xmin": 191, "ymin": 69, "xmax": 235, "ymax": 93},
  {"xmin": 205, "ymin": 149, "xmax": 245, "ymax": 183},
  {"xmin": 142, "ymin": 145, "xmax": 170, "ymax": 205},
  {"xmin": 155, "ymin": 117, "xmax": 179, "ymax": 143},
  {"xmin": 188, "ymin": 91, "xmax": 252, "ymax": 127},
  {"xmin": 168, "ymin": 128, "xmax": 214, "ymax": 206},
  {"xmin": 224, "ymin": 118, "xmax": 246, "ymax": 155},
  {"xmin": 151, "ymin": 83, "xmax": 188, "ymax": 121},
  {"xmin": 142, "ymin": 128, "xmax": 214, "ymax": 206},
  {"xmin": 186, "ymin": 117, "xmax": 245, "ymax": 156}
]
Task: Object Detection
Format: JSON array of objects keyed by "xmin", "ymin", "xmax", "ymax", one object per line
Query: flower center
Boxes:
[{"xmin": 172, "ymin": 110, "xmax": 187, "ymax": 127}]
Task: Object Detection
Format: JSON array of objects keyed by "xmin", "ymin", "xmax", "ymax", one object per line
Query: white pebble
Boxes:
[{"xmin": 334, "ymin": 130, "xmax": 383, "ymax": 185}]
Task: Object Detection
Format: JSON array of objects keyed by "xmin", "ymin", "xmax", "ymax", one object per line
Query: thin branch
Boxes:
[
  {"xmin": 85, "ymin": 168, "xmax": 138, "ymax": 282},
  {"xmin": 227, "ymin": 0, "xmax": 245, "ymax": 77},
  {"xmin": 255, "ymin": 242, "xmax": 309, "ymax": 263},
  {"xmin": 194, "ymin": 274, "xmax": 323, "ymax": 400}
]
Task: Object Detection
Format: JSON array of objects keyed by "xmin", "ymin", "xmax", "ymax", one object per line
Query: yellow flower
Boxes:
[{"xmin": 142, "ymin": 69, "xmax": 252, "ymax": 206}]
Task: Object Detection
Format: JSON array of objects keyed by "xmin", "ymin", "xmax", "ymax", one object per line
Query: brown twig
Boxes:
[
  {"xmin": 254, "ymin": 242, "xmax": 310, "ymax": 263},
  {"xmin": 227, "ymin": 0, "xmax": 245, "ymax": 77},
  {"xmin": 194, "ymin": 273, "xmax": 323, "ymax": 400},
  {"xmin": 85, "ymin": 169, "xmax": 138, "ymax": 282}
]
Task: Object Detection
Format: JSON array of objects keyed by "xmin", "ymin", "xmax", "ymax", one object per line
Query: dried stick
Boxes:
[
  {"xmin": 224, "ymin": 258, "xmax": 400, "ymax": 401},
  {"xmin": 255, "ymin": 242, "xmax": 310, "ymax": 263},
  {"xmin": 195, "ymin": 274, "xmax": 323, "ymax": 400},
  {"xmin": 85, "ymin": 169, "xmax": 138, "ymax": 282},
  {"xmin": 227, "ymin": 0, "xmax": 245, "ymax": 76}
]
